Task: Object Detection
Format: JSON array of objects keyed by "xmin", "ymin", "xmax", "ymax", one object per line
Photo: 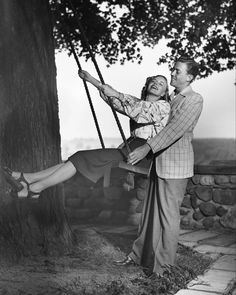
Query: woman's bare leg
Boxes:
[
  {"xmin": 18, "ymin": 161, "xmax": 76, "ymax": 198},
  {"xmin": 12, "ymin": 163, "xmax": 65, "ymax": 184}
]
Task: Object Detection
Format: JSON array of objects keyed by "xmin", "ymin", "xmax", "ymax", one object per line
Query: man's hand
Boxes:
[{"xmin": 127, "ymin": 143, "xmax": 151, "ymax": 165}]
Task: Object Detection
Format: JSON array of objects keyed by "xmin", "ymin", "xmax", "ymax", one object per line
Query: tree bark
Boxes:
[{"xmin": 0, "ymin": 0, "xmax": 72, "ymax": 256}]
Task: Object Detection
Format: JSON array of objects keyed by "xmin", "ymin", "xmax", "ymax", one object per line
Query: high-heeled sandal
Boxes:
[
  {"xmin": 3, "ymin": 167, "xmax": 30, "ymax": 187},
  {"xmin": 1, "ymin": 166, "xmax": 24, "ymax": 192},
  {"xmin": 27, "ymin": 189, "xmax": 40, "ymax": 199},
  {"xmin": 3, "ymin": 167, "xmax": 39, "ymax": 199}
]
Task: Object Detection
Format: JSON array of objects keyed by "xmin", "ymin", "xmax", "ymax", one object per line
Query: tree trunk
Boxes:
[{"xmin": 0, "ymin": 0, "xmax": 72, "ymax": 257}]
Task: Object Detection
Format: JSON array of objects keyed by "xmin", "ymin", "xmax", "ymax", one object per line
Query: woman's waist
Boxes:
[
  {"xmin": 131, "ymin": 128, "xmax": 153, "ymax": 140},
  {"xmin": 121, "ymin": 136, "xmax": 147, "ymax": 153}
]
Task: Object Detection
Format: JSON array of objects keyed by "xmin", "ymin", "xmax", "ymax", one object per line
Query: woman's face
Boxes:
[{"xmin": 146, "ymin": 76, "xmax": 167, "ymax": 102}]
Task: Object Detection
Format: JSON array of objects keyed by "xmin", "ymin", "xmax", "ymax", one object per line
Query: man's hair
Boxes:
[{"xmin": 177, "ymin": 56, "xmax": 199, "ymax": 81}]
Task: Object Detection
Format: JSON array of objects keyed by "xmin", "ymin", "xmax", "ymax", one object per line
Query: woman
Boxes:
[{"xmin": 3, "ymin": 71, "xmax": 170, "ymax": 199}]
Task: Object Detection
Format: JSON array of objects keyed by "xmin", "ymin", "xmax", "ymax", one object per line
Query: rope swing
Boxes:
[
  {"xmin": 66, "ymin": 0, "xmax": 131, "ymax": 155},
  {"xmin": 67, "ymin": 40, "xmax": 105, "ymax": 149},
  {"xmin": 63, "ymin": 2, "xmax": 150, "ymax": 185}
]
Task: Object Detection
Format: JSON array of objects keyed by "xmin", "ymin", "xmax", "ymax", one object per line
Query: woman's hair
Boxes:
[{"xmin": 141, "ymin": 75, "xmax": 170, "ymax": 102}]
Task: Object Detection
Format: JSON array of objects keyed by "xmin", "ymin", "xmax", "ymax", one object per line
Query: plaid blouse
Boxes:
[
  {"xmin": 147, "ymin": 85, "xmax": 203, "ymax": 179},
  {"xmin": 103, "ymin": 93, "xmax": 170, "ymax": 140}
]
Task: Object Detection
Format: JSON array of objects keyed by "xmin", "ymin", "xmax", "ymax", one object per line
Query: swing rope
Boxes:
[
  {"xmin": 68, "ymin": 40, "xmax": 105, "ymax": 149},
  {"xmin": 67, "ymin": 0, "xmax": 131, "ymax": 155}
]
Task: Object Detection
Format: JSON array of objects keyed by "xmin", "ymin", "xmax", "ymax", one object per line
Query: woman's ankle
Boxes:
[{"xmin": 12, "ymin": 172, "xmax": 33, "ymax": 184}]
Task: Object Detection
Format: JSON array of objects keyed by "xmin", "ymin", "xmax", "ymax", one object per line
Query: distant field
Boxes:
[
  {"xmin": 62, "ymin": 137, "xmax": 235, "ymax": 165},
  {"xmin": 193, "ymin": 138, "xmax": 235, "ymax": 165}
]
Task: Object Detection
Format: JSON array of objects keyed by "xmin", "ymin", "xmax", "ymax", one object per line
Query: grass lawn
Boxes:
[{"xmin": 0, "ymin": 226, "xmax": 213, "ymax": 295}]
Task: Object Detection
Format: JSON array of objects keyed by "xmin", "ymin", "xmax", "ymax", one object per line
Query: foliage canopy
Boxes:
[{"xmin": 50, "ymin": 0, "xmax": 236, "ymax": 78}]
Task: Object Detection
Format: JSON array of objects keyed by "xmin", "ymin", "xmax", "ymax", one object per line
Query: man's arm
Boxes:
[
  {"xmin": 148, "ymin": 95, "xmax": 203, "ymax": 153},
  {"xmin": 128, "ymin": 95, "xmax": 203, "ymax": 165}
]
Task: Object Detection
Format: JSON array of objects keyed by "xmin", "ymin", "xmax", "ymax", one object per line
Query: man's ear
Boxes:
[{"xmin": 187, "ymin": 74, "xmax": 194, "ymax": 83}]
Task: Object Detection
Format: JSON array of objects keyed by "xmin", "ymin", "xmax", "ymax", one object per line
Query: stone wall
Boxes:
[
  {"xmin": 181, "ymin": 173, "xmax": 236, "ymax": 230},
  {"xmin": 65, "ymin": 163, "xmax": 236, "ymax": 230},
  {"xmin": 64, "ymin": 169, "xmax": 149, "ymax": 226}
]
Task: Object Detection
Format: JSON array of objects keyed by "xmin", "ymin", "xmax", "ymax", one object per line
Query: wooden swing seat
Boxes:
[{"xmin": 103, "ymin": 160, "xmax": 152, "ymax": 187}]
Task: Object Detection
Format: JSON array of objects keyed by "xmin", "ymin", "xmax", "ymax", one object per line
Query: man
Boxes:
[{"xmin": 116, "ymin": 56, "xmax": 203, "ymax": 275}]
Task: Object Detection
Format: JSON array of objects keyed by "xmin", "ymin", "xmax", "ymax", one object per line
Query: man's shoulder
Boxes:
[
  {"xmin": 189, "ymin": 91, "xmax": 203, "ymax": 103},
  {"xmin": 183, "ymin": 87, "xmax": 203, "ymax": 104}
]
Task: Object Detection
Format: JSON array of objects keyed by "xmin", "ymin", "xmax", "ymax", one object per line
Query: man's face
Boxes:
[{"xmin": 170, "ymin": 62, "xmax": 192, "ymax": 89}]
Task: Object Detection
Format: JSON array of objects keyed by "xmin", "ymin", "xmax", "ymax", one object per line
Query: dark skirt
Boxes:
[{"xmin": 68, "ymin": 137, "xmax": 152, "ymax": 183}]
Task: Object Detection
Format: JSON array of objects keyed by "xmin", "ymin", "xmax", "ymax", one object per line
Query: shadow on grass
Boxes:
[
  {"xmin": 0, "ymin": 227, "xmax": 214, "ymax": 295},
  {"xmin": 57, "ymin": 228, "xmax": 213, "ymax": 295}
]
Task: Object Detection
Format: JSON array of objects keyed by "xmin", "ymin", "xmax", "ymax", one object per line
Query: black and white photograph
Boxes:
[{"xmin": 0, "ymin": 0, "xmax": 235, "ymax": 294}]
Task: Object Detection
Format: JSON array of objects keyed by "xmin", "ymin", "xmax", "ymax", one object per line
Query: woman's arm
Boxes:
[
  {"xmin": 120, "ymin": 96, "xmax": 170, "ymax": 125},
  {"xmin": 78, "ymin": 70, "xmax": 121, "ymax": 97},
  {"xmin": 99, "ymin": 91, "xmax": 127, "ymax": 115},
  {"xmin": 78, "ymin": 70, "xmax": 126, "ymax": 113},
  {"xmin": 78, "ymin": 70, "xmax": 170, "ymax": 125},
  {"xmin": 78, "ymin": 70, "xmax": 102, "ymax": 90}
]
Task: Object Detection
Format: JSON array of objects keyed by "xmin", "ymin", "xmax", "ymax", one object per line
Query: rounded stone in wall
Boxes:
[
  {"xmin": 230, "ymin": 175, "xmax": 236, "ymax": 184},
  {"xmin": 127, "ymin": 213, "xmax": 141, "ymax": 226},
  {"xmin": 214, "ymin": 175, "xmax": 230, "ymax": 185},
  {"xmin": 213, "ymin": 219, "xmax": 223, "ymax": 230},
  {"xmin": 123, "ymin": 182, "xmax": 134, "ymax": 192},
  {"xmin": 128, "ymin": 198, "xmax": 140, "ymax": 214},
  {"xmin": 192, "ymin": 175, "xmax": 201, "ymax": 184},
  {"xmin": 199, "ymin": 202, "xmax": 216, "ymax": 216},
  {"xmin": 186, "ymin": 181, "xmax": 196, "ymax": 194},
  {"xmin": 195, "ymin": 186, "xmax": 212, "ymax": 202},
  {"xmin": 202, "ymin": 216, "xmax": 215, "ymax": 229},
  {"xmin": 220, "ymin": 205, "xmax": 236, "ymax": 229},
  {"xmin": 192, "ymin": 221, "xmax": 204, "ymax": 230},
  {"xmin": 181, "ymin": 196, "xmax": 192, "ymax": 208},
  {"xmin": 180, "ymin": 213, "xmax": 192, "ymax": 227},
  {"xmin": 213, "ymin": 189, "xmax": 236, "ymax": 205},
  {"xmin": 193, "ymin": 210, "xmax": 204, "ymax": 221},
  {"xmin": 190, "ymin": 195, "xmax": 200, "ymax": 209},
  {"xmin": 180, "ymin": 208, "xmax": 190, "ymax": 216},
  {"xmin": 136, "ymin": 200, "xmax": 144, "ymax": 213},
  {"xmin": 124, "ymin": 189, "xmax": 138, "ymax": 200},
  {"xmin": 199, "ymin": 175, "xmax": 215, "ymax": 186},
  {"xmin": 136, "ymin": 187, "xmax": 148, "ymax": 201},
  {"xmin": 123, "ymin": 172, "xmax": 135, "ymax": 191},
  {"xmin": 216, "ymin": 206, "xmax": 228, "ymax": 217},
  {"xmin": 136, "ymin": 177, "xmax": 149, "ymax": 189}
]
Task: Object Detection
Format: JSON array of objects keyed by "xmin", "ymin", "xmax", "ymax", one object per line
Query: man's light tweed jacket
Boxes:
[{"xmin": 147, "ymin": 85, "xmax": 203, "ymax": 179}]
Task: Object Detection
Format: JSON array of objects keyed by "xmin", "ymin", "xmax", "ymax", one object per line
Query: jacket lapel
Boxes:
[{"xmin": 170, "ymin": 85, "xmax": 193, "ymax": 116}]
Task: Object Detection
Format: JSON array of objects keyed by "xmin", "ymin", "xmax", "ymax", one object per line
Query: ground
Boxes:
[{"xmin": 0, "ymin": 225, "xmax": 213, "ymax": 295}]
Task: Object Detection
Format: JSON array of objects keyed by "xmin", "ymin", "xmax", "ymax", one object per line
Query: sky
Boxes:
[{"xmin": 55, "ymin": 43, "xmax": 235, "ymax": 142}]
